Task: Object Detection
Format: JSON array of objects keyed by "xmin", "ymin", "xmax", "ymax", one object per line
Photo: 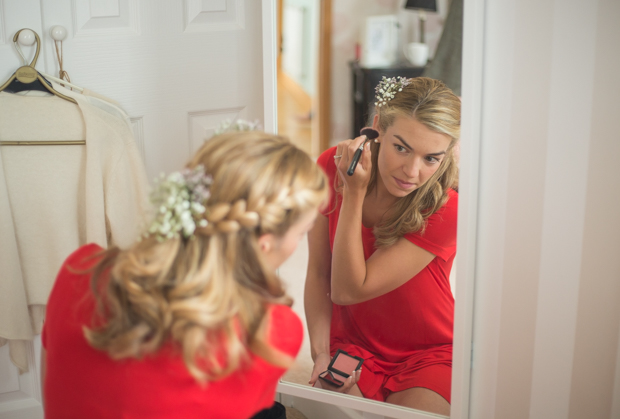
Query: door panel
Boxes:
[
  {"xmin": 37, "ymin": 0, "xmax": 264, "ymax": 178},
  {"xmin": 0, "ymin": 1, "xmax": 267, "ymax": 417}
]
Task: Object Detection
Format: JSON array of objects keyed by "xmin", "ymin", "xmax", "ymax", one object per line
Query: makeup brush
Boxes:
[{"xmin": 347, "ymin": 128, "xmax": 379, "ymax": 176}]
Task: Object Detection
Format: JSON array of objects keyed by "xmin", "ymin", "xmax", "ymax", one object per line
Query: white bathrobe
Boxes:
[{"xmin": 0, "ymin": 92, "xmax": 150, "ymax": 372}]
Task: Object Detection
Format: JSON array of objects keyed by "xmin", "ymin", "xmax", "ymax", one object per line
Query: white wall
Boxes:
[{"xmin": 469, "ymin": 1, "xmax": 620, "ymax": 419}]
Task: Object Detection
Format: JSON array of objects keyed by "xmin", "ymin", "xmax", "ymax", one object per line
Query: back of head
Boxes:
[
  {"xmin": 85, "ymin": 131, "xmax": 327, "ymax": 382},
  {"xmin": 188, "ymin": 132, "xmax": 325, "ymax": 237}
]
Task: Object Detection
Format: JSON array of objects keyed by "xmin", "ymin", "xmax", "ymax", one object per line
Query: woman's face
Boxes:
[
  {"xmin": 373, "ymin": 115, "xmax": 451, "ymax": 199},
  {"xmin": 259, "ymin": 209, "xmax": 318, "ymax": 271}
]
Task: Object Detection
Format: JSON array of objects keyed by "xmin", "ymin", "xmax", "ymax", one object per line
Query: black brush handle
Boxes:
[
  {"xmin": 346, "ymin": 129, "xmax": 378, "ymax": 176},
  {"xmin": 347, "ymin": 145, "xmax": 364, "ymax": 176}
]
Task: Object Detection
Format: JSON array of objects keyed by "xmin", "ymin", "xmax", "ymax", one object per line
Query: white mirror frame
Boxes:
[{"xmin": 261, "ymin": 0, "xmax": 485, "ymax": 417}]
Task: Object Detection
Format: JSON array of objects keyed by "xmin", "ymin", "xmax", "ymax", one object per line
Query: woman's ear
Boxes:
[
  {"xmin": 257, "ymin": 233, "xmax": 274, "ymax": 255},
  {"xmin": 372, "ymin": 115, "xmax": 381, "ymax": 142},
  {"xmin": 372, "ymin": 114, "xmax": 380, "ymax": 131}
]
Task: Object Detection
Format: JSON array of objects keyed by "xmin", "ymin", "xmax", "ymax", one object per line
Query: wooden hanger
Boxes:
[{"xmin": 0, "ymin": 28, "xmax": 84, "ymax": 146}]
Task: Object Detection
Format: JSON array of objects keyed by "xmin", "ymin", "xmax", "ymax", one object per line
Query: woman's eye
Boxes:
[
  {"xmin": 394, "ymin": 145, "xmax": 407, "ymax": 153},
  {"xmin": 425, "ymin": 156, "xmax": 440, "ymax": 163}
]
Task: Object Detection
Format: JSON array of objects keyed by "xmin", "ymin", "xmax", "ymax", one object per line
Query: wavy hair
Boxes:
[
  {"xmin": 84, "ymin": 132, "xmax": 328, "ymax": 382},
  {"xmin": 369, "ymin": 77, "xmax": 460, "ymax": 247}
]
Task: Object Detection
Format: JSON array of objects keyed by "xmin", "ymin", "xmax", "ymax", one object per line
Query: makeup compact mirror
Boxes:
[{"xmin": 274, "ymin": 1, "xmax": 475, "ymax": 418}]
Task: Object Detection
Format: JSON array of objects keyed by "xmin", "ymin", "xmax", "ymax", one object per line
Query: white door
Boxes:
[{"xmin": 0, "ymin": 1, "xmax": 272, "ymax": 417}]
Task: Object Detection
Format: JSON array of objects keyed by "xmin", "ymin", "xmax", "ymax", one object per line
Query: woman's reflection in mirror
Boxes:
[{"xmin": 305, "ymin": 77, "xmax": 460, "ymax": 416}]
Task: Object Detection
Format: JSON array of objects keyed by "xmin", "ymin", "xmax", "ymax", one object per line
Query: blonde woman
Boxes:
[
  {"xmin": 305, "ymin": 77, "xmax": 459, "ymax": 415},
  {"xmin": 41, "ymin": 132, "xmax": 327, "ymax": 419}
]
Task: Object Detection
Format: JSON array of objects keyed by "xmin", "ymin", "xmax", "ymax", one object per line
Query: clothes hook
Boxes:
[
  {"xmin": 49, "ymin": 26, "xmax": 70, "ymax": 82},
  {"xmin": 13, "ymin": 28, "xmax": 41, "ymax": 68},
  {"xmin": 49, "ymin": 25, "xmax": 67, "ymax": 41},
  {"xmin": 15, "ymin": 29, "xmax": 36, "ymax": 66}
]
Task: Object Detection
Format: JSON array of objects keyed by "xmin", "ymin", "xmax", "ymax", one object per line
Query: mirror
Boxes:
[
  {"xmin": 0, "ymin": 0, "xmax": 475, "ymax": 417},
  {"xmin": 276, "ymin": 0, "xmax": 466, "ymax": 417}
]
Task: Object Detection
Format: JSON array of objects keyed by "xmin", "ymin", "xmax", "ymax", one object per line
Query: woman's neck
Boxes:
[
  {"xmin": 363, "ymin": 176, "xmax": 399, "ymax": 227},
  {"xmin": 373, "ymin": 174, "xmax": 399, "ymax": 208}
]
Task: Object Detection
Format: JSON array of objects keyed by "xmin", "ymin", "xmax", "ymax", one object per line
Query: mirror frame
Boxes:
[{"xmin": 262, "ymin": 0, "xmax": 485, "ymax": 417}]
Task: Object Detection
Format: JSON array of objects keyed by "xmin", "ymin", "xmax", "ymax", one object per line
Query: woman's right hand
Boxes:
[
  {"xmin": 309, "ymin": 352, "xmax": 362, "ymax": 394},
  {"xmin": 309, "ymin": 352, "xmax": 331, "ymax": 387},
  {"xmin": 334, "ymin": 135, "xmax": 372, "ymax": 196}
]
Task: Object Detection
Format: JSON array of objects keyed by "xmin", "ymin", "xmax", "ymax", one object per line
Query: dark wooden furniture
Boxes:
[{"xmin": 350, "ymin": 61, "xmax": 425, "ymax": 137}]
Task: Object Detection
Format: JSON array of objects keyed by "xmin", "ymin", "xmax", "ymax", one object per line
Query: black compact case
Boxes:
[{"xmin": 318, "ymin": 349, "xmax": 364, "ymax": 388}]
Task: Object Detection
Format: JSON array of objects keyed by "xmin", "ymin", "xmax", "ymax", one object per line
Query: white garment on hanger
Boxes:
[
  {"xmin": 0, "ymin": 91, "xmax": 150, "ymax": 372},
  {"xmin": 51, "ymin": 82, "xmax": 133, "ymax": 132}
]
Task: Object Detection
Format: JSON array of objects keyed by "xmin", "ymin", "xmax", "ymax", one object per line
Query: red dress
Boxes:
[
  {"xmin": 42, "ymin": 244, "xmax": 302, "ymax": 419},
  {"xmin": 317, "ymin": 147, "xmax": 457, "ymax": 402}
]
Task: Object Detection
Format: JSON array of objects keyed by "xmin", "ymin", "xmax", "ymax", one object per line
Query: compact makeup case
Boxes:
[{"xmin": 319, "ymin": 349, "xmax": 364, "ymax": 387}]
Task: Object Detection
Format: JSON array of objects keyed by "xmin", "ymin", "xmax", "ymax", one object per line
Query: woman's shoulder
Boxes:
[
  {"xmin": 48, "ymin": 243, "xmax": 106, "ymax": 305},
  {"xmin": 446, "ymin": 187, "xmax": 458, "ymax": 200},
  {"xmin": 53, "ymin": 243, "xmax": 105, "ymax": 284},
  {"xmin": 65, "ymin": 243, "xmax": 105, "ymax": 267},
  {"xmin": 422, "ymin": 188, "xmax": 458, "ymax": 228},
  {"xmin": 265, "ymin": 304, "xmax": 303, "ymax": 354},
  {"xmin": 402, "ymin": 189, "xmax": 458, "ymax": 261},
  {"xmin": 250, "ymin": 304, "xmax": 303, "ymax": 369},
  {"xmin": 442, "ymin": 188, "xmax": 458, "ymax": 213},
  {"xmin": 316, "ymin": 146, "xmax": 338, "ymax": 173},
  {"xmin": 43, "ymin": 244, "xmax": 104, "ymax": 347}
]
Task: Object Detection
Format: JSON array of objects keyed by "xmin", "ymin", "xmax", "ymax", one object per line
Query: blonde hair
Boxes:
[
  {"xmin": 369, "ymin": 77, "xmax": 460, "ymax": 247},
  {"xmin": 84, "ymin": 132, "xmax": 328, "ymax": 382}
]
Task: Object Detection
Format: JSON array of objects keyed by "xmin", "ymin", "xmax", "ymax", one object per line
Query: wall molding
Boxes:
[
  {"xmin": 183, "ymin": 0, "xmax": 245, "ymax": 32},
  {"xmin": 71, "ymin": 0, "xmax": 140, "ymax": 37}
]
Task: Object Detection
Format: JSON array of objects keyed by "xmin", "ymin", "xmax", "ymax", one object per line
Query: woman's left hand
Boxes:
[{"xmin": 334, "ymin": 135, "xmax": 372, "ymax": 196}]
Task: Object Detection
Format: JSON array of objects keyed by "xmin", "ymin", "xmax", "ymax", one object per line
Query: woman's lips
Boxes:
[{"xmin": 393, "ymin": 177, "xmax": 416, "ymax": 189}]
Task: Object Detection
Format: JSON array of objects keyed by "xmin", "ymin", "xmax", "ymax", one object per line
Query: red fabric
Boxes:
[
  {"xmin": 317, "ymin": 147, "xmax": 456, "ymax": 402},
  {"xmin": 42, "ymin": 244, "xmax": 302, "ymax": 419}
]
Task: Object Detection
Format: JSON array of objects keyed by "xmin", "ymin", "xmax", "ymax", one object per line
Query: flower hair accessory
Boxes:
[
  {"xmin": 374, "ymin": 76, "xmax": 412, "ymax": 107},
  {"xmin": 147, "ymin": 165, "xmax": 213, "ymax": 241},
  {"xmin": 214, "ymin": 118, "xmax": 262, "ymax": 136}
]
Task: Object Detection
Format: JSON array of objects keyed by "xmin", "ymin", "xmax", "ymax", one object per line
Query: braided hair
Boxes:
[{"xmin": 84, "ymin": 132, "xmax": 327, "ymax": 382}]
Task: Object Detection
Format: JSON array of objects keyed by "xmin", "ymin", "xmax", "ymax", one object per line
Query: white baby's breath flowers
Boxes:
[
  {"xmin": 374, "ymin": 76, "xmax": 412, "ymax": 108},
  {"xmin": 214, "ymin": 119, "xmax": 263, "ymax": 136},
  {"xmin": 147, "ymin": 165, "xmax": 213, "ymax": 241},
  {"xmin": 145, "ymin": 117, "xmax": 263, "ymax": 242}
]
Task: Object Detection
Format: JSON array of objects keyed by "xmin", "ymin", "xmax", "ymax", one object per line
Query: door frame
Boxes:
[
  {"xmin": 264, "ymin": 0, "xmax": 485, "ymax": 417},
  {"xmin": 266, "ymin": 0, "xmax": 331, "ymax": 155}
]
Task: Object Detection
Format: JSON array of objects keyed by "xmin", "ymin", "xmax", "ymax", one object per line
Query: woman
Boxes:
[
  {"xmin": 41, "ymin": 132, "xmax": 327, "ymax": 419},
  {"xmin": 305, "ymin": 77, "xmax": 459, "ymax": 415}
]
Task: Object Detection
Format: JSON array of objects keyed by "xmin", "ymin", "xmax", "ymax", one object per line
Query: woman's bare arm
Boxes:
[
  {"xmin": 332, "ymin": 231, "xmax": 435, "ymax": 305},
  {"xmin": 304, "ymin": 215, "xmax": 333, "ymax": 384},
  {"xmin": 331, "ymin": 138, "xmax": 436, "ymax": 305},
  {"xmin": 304, "ymin": 214, "xmax": 332, "ymax": 359}
]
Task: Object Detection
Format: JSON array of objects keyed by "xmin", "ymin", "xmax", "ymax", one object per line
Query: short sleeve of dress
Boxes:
[
  {"xmin": 404, "ymin": 189, "xmax": 458, "ymax": 262},
  {"xmin": 42, "ymin": 243, "xmax": 104, "ymax": 350},
  {"xmin": 265, "ymin": 305, "xmax": 304, "ymax": 359},
  {"xmin": 316, "ymin": 147, "xmax": 338, "ymax": 217}
]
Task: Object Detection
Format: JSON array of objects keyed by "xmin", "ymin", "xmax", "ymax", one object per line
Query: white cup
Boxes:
[{"xmin": 404, "ymin": 42, "xmax": 429, "ymax": 67}]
